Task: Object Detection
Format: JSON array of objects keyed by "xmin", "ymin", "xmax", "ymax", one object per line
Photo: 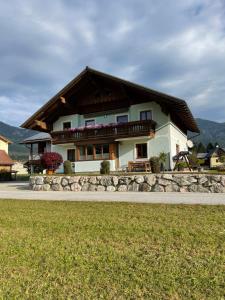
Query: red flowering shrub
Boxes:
[{"xmin": 41, "ymin": 152, "xmax": 63, "ymax": 171}]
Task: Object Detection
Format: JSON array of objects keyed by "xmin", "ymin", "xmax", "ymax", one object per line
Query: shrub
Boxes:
[
  {"xmin": 216, "ymin": 165, "xmax": 225, "ymax": 172},
  {"xmin": 219, "ymin": 155, "xmax": 225, "ymax": 163},
  {"xmin": 176, "ymin": 162, "xmax": 188, "ymax": 171},
  {"xmin": 150, "ymin": 156, "xmax": 160, "ymax": 173},
  {"xmin": 188, "ymin": 152, "xmax": 200, "ymax": 168},
  {"xmin": 159, "ymin": 152, "xmax": 167, "ymax": 171},
  {"xmin": 100, "ymin": 161, "xmax": 110, "ymax": 174},
  {"xmin": 64, "ymin": 160, "xmax": 72, "ymax": 174},
  {"xmin": 0, "ymin": 170, "xmax": 11, "ymax": 181},
  {"xmin": 41, "ymin": 152, "xmax": 63, "ymax": 172}
]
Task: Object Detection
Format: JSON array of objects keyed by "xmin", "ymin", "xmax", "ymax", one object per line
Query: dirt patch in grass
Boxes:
[{"xmin": 0, "ymin": 200, "xmax": 224, "ymax": 299}]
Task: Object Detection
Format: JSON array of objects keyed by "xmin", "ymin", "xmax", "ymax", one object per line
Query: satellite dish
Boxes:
[{"xmin": 187, "ymin": 140, "xmax": 194, "ymax": 149}]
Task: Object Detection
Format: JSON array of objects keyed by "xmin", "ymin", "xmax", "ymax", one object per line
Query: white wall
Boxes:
[
  {"xmin": 118, "ymin": 122, "xmax": 187, "ymax": 170},
  {"xmin": 52, "ymin": 144, "xmax": 116, "ymax": 173},
  {"xmin": 52, "ymin": 102, "xmax": 169, "ymax": 131},
  {"xmin": 75, "ymin": 160, "xmax": 115, "ymax": 172},
  {"xmin": 0, "ymin": 140, "xmax": 8, "ymax": 153},
  {"xmin": 169, "ymin": 123, "xmax": 188, "ymax": 169}
]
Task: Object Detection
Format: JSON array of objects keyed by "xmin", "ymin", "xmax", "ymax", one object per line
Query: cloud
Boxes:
[{"xmin": 0, "ymin": 0, "xmax": 225, "ymax": 125}]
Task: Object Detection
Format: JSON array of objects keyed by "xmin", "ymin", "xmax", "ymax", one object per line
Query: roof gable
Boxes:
[{"xmin": 21, "ymin": 67, "xmax": 199, "ymax": 133}]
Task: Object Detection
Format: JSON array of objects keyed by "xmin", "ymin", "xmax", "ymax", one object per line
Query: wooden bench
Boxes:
[{"xmin": 127, "ymin": 161, "xmax": 151, "ymax": 172}]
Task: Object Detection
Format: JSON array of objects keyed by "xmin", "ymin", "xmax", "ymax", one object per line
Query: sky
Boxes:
[{"xmin": 0, "ymin": 0, "xmax": 225, "ymax": 126}]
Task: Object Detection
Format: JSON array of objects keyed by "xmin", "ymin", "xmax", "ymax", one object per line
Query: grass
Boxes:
[{"xmin": 0, "ymin": 200, "xmax": 224, "ymax": 299}]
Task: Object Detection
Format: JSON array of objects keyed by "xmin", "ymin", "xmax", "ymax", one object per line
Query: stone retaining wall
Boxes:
[{"xmin": 30, "ymin": 174, "xmax": 225, "ymax": 193}]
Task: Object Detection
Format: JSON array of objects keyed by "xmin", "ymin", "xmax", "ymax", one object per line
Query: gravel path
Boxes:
[{"xmin": 0, "ymin": 182, "xmax": 224, "ymax": 205}]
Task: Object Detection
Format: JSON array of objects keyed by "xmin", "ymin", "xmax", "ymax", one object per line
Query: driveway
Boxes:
[{"xmin": 0, "ymin": 181, "xmax": 225, "ymax": 205}]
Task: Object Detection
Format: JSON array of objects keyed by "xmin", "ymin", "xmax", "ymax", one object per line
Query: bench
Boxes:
[{"xmin": 127, "ymin": 161, "xmax": 151, "ymax": 172}]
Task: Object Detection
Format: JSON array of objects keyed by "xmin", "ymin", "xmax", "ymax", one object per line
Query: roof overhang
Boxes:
[
  {"xmin": 21, "ymin": 67, "xmax": 200, "ymax": 134},
  {"xmin": 0, "ymin": 135, "xmax": 12, "ymax": 144}
]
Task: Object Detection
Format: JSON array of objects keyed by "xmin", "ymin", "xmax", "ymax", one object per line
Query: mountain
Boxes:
[
  {"xmin": 189, "ymin": 118, "xmax": 225, "ymax": 147},
  {"xmin": 0, "ymin": 121, "xmax": 37, "ymax": 160}
]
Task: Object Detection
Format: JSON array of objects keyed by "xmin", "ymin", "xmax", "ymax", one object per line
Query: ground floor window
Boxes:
[
  {"xmin": 67, "ymin": 149, "xmax": 75, "ymax": 162},
  {"xmin": 136, "ymin": 143, "xmax": 148, "ymax": 159},
  {"xmin": 76, "ymin": 144, "xmax": 111, "ymax": 161}
]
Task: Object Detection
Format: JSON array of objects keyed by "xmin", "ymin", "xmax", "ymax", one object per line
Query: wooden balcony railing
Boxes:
[{"xmin": 51, "ymin": 120, "xmax": 156, "ymax": 145}]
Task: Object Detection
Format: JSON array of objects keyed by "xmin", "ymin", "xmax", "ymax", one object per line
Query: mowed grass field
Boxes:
[{"xmin": 0, "ymin": 200, "xmax": 224, "ymax": 299}]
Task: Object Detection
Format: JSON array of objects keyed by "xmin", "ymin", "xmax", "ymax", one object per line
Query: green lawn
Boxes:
[{"xmin": 0, "ymin": 201, "xmax": 224, "ymax": 299}]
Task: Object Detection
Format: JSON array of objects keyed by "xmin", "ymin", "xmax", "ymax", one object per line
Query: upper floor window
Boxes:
[
  {"xmin": 116, "ymin": 115, "xmax": 128, "ymax": 123},
  {"xmin": 63, "ymin": 122, "xmax": 71, "ymax": 130},
  {"xmin": 140, "ymin": 110, "xmax": 152, "ymax": 121},
  {"xmin": 85, "ymin": 119, "xmax": 95, "ymax": 127}
]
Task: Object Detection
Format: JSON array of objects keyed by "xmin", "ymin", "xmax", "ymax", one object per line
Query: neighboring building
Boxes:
[
  {"xmin": 0, "ymin": 135, "xmax": 14, "ymax": 171},
  {"xmin": 21, "ymin": 132, "xmax": 51, "ymax": 173},
  {"xmin": 208, "ymin": 147, "xmax": 225, "ymax": 169},
  {"xmin": 21, "ymin": 67, "xmax": 199, "ymax": 172},
  {"xmin": 197, "ymin": 147, "xmax": 225, "ymax": 169}
]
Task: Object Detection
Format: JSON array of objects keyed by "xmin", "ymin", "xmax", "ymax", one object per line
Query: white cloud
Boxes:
[{"xmin": 0, "ymin": 0, "xmax": 225, "ymax": 125}]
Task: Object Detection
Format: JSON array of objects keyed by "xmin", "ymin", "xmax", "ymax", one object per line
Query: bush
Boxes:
[
  {"xmin": 64, "ymin": 160, "xmax": 72, "ymax": 174},
  {"xmin": 216, "ymin": 165, "xmax": 225, "ymax": 172},
  {"xmin": 0, "ymin": 171, "xmax": 11, "ymax": 181},
  {"xmin": 100, "ymin": 161, "xmax": 110, "ymax": 174},
  {"xmin": 150, "ymin": 157, "xmax": 160, "ymax": 173},
  {"xmin": 176, "ymin": 162, "xmax": 188, "ymax": 171},
  {"xmin": 41, "ymin": 152, "xmax": 63, "ymax": 172}
]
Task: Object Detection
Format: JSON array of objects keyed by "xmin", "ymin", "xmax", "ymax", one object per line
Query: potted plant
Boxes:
[
  {"xmin": 150, "ymin": 156, "xmax": 160, "ymax": 173},
  {"xmin": 159, "ymin": 152, "xmax": 167, "ymax": 172},
  {"xmin": 41, "ymin": 152, "xmax": 63, "ymax": 174}
]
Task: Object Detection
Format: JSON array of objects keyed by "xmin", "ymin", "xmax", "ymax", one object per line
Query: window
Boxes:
[
  {"xmin": 85, "ymin": 119, "xmax": 95, "ymax": 127},
  {"xmin": 77, "ymin": 144, "xmax": 110, "ymax": 161},
  {"xmin": 87, "ymin": 144, "xmax": 93, "ymax": 160},
  {"xmin": 79, "ymin": 146, "xmax": 86, "ymax": 160},
  {"xmin": 176, "ymin": 144, "xmax": 180, "ymax": 155},
  {"xmin": 38, "ymin": 142, "xmax": 46, "ymax": 154},
  {"xmin": 102, "ymin": 144, "xmax": 109, "ymax": 159},
  {"xmin": 95, "ymin": 144, "xmax": 102, "ymax": 159},
  {"xmin": 140, "ymin": 110, "xmax": 152, "ymax": 121},
  {"xmin": 67, "ymin": 149, "xmax": 75, "ymax": 162},
  {"xmin": 116, "ymin": 115, "xmax": 128, "ymax": 123},
  {"xmin": 136, "ymin": 143, "xmax": 147, "ymax": 159},
  {"xmin": 63, "ymin": 122, "xmax": 71, "ymax": 130}
]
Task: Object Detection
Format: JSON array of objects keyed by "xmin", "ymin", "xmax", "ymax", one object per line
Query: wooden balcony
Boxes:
[{"xmin": 51, "ymin": 120, "xmax": 156, "ymax": 145}]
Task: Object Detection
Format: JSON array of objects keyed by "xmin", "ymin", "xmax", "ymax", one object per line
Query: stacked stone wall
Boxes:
[{"xmin": 30, "ymin": 174, "xmax": 225, "ymax": 193}]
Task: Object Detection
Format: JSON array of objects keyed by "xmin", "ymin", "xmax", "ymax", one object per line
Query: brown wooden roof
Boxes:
[
  {"xmin": 0, "ymin": 150, "xmax": 14, "ymax": 166},
  {"xmin": 21, "ymin": 67, "xmax": 200, "ymax": 133}
]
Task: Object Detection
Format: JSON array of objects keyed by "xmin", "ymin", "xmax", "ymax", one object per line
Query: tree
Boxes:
[
  {"xmin": 206, "ymin": 142, "xmax": 214, "ymax": 153},
  {"xmin": 41, "ymin": 152, "xmax": 63, "ymax": 172},
  {"xmin": 214, "ymin": 142, "xmax": 219, "ymax": 148},
  {"xmin": 197, "ymin": 142, "xmax": 206, "ymax": 153}
]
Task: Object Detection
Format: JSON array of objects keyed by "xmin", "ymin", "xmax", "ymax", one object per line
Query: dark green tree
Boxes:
[
  {"xmin": 206, "ymin": 142, "xmax": 214, "ymax": 152},
  {"xmin": 214, "ymin": 142, "xmax": 219, "ymax": 148},
  {"xmin": 197, "ymin": 142, "xmax": 206, "ymax": 153}
]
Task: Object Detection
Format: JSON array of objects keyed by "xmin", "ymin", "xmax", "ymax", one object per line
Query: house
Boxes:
[
  {"xmin": 0, "ymin": 135, "xmax": 14, "ymax": 172},
  {"xmin": 21, "ymin": 67, "xmax": 199, "ymax": 173},
  {"xmin": 207, "ymin": 146, "xmax": 225, "ymax": 169}
]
